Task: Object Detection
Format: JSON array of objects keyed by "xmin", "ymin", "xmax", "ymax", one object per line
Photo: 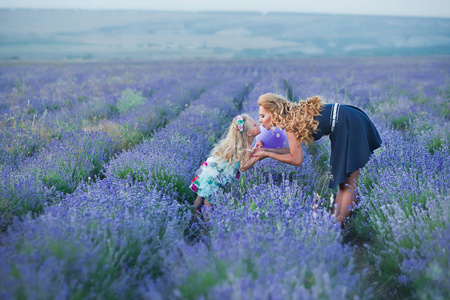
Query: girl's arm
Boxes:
[
  {"xmin": 252, "ymin": 131, "xmax": 303, "ymax": 166},
  {"xmin": 240, "ymin": 149, "xmax": 259, "ymax": 172}
]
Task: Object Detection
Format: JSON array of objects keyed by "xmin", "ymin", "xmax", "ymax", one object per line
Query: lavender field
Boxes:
[{"xmin": 0, "ymin": 56, "xmax": 449, "ymax": 299}]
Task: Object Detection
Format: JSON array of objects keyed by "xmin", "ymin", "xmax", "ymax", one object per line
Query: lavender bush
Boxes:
[
  {"xmin": 0, "ymin": 178, "xmax": 187, "ymax": 299},
  {"xmin": 0, "ymin": 62, "xmax": 235, "ymax": 229},
  {"xmin": 0, "ymin": 66, "xmax": 257, "ymax": 299},
  {"xmin": 351, "ymin": 120, "xmax": 449, "ymax": 298},
  {"xmin": 167, "ymin": 189, "xmax": 368, "ymax": 300}
]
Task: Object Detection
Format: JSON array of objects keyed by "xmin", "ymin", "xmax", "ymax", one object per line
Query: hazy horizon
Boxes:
[
  {"xmin": 1, "ymin": 0, "xmax": 450, "ymax": 19},
  {"xmin": 2, "ymin": 7, "xmax": 450, "ymax": 20},
  {"xmin": 1, "ymin": 9, "xmax": 449, "ymax": 61}
]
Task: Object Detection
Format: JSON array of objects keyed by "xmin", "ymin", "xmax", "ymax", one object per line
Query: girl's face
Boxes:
[
  {"xmin": 258, "ymin": 106, "xmax": 272, "ymax": 130},
  {"xmin": 247, "ymin": 118, "xmax": 261, "ymax": 137}
]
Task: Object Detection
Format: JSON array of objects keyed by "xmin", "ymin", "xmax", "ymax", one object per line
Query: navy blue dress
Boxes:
[{"xmin": 312, "ymin": 104, "xmax": 382, "ymax": 188}]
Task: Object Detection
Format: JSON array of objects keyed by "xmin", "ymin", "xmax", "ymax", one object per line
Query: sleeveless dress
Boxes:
[
  {"xmin": 190, "ymin": 156, "xmax": 241, "ymax": 202},
  {"xmin": 311, "ymin": 104, "xmax": 382, "ymax": 188}
]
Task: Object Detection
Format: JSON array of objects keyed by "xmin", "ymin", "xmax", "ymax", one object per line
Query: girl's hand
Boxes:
[
  {"xmin": 252, "ymin": 150, "xmax": 269, "ymax": 161},
  {"xmin": 252, "ymin": 141, "xmax": 263, "ymax": 152}
]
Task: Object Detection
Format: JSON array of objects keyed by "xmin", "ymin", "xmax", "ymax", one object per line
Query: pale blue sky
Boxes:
[{"xmin": 1, "ymin": 0, "xmax": 450, "ymax": 18}]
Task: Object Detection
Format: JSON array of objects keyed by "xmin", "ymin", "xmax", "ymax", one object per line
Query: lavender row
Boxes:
[
  {"xmin": 0, "ymin": 72, "xmax": 368, "ymax": 299},
  {"xmin": 353, "ymin": 122, "xmax": 449, "ymax": 298},
  {"xmin": 171, "ymin": 183, "xmax": 368, "ymax": 299},
  {"xmin": 0, "ymin": 57, "xmax": 448, "ymax": 298},
  {"xmin": 247, "ymin": 58, "xmax": 449, "ymax": 297},
  {"xmin": 0, "ymin": 62, "xmax": 218, "ymax": 168},
  {"xmin": 0, "ymin": 177, "xmax": 186, "ymax": 299},
  {"xmin": 281, "ymin": 60, "xmax": 449, "ymax": 297},
  {"xmin": 0, "ymin": 73, "xmax": 256, "ymax": 299},
  {"xmin": 0, "ymin": 63, "xmax": 247, "ymax": 230}
]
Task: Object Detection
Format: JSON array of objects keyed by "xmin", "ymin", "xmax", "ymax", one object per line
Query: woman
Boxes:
[{"xmin": 253, "ymin": 93, "xmax": 382, "ymax": 228}]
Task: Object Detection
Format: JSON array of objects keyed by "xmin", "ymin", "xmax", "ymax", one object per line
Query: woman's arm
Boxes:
[
  {"xmin": 261, "ymin": 147, "xmax": 290, "ymax": 154},
  {"xmin": 253, "ymin": 131, "xmax": 303, "ymax": 166}
]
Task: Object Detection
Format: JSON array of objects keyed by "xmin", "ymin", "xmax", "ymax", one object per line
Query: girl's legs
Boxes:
[
  {"xmin": 202, "ymin": 199, "xmax": 214, "ymax": 223},
  {"xmin": 192, "ymin": 195, "xmax": 205, "ymax": 216},
  {"xmin": 192, "ymin": 196, "xmax": 214, "ymax": 222},
  {"xmin": 204, "ymin": 199, "xmax": 213, "ymax": 209},
  {"xmin": 185, "ymin": 195, "xmax": 211, "ymax": 244},
  {"xmin": 333, "ymin": 169, "xmax": 360, "ymax": 228}
]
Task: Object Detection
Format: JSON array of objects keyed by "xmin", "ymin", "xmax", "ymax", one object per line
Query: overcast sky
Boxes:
[{"xmin": 1, "ymin": 0, "xmax": 450, "ymax": 18}]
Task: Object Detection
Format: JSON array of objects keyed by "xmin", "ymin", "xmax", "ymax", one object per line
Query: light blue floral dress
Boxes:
[{"xmin": 190, "ymin": 156, "xmax": 240, "ymax": 202}]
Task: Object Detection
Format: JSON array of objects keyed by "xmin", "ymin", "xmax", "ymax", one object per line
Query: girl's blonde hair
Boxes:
[
  {"xmin": 258, "ymin": 93, "xmax": 324, "ymax": 145},
  {"xmin": 213, "ymin": 114, "xmax": 252, "ymax": 167}
]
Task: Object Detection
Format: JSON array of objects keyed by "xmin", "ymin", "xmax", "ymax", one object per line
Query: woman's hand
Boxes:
[{"xmin": 252, "ymin": 149, "xmax": 269, "ymax": 161}]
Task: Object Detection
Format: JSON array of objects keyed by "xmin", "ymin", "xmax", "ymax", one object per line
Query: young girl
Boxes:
[
  {"xmin": 254, "ymin": 93, "xmax": 382, "ymax": 228},
  {"xmin": 190, "ymin": 114, "xmax": 262, "ymax": 218}
]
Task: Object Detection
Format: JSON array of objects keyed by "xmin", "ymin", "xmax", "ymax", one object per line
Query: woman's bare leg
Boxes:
[{"xmin": 333, "ymin": 169, "xmax": 360, "ymax": 228}]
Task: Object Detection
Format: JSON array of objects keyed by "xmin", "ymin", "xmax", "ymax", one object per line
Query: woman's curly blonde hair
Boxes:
[{"xmin": 258, "ymin": 93, "xmax": 324, "ymax": 146}]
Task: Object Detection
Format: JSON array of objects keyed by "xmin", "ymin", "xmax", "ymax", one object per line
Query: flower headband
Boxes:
[{"xmin": 236, "ymin": 115, "xmax": 244, "ymax": 132}]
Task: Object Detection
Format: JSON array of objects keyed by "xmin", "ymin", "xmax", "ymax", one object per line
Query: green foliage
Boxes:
[
  {"xmin": 445, "ymin": 83, "xmax": 450, "ymax": 100},
  {"xmin": 391, "ymin": 115, "xmax": 411, "ymax": 131},
  {"xmin": 411, "ymin": 85, "xmax": 430, "ymax": 105},
  {"xmin": 107, "ymin": 103, "xmax": 120, "ymax": 115},
  {"xmin": 116, "ymin": 165, "xmax": 149, "ymax": 182},
  {"xmin": 440, "ymin": 100, "xmax": 450, "ymax": 119},
  {"xmin": 41, "ymin": 171, "xmax": 77, "ymax": 194},
  {"xmin": 344, "ymin": 209, "xmax": 375, "ymax": 244},
  {"xmin": 15, "ymin": 79, "xmax": 26, "ymax": 95},
  {"xmin": 178, "ymin": 258, "xmax": 228, "ymax": 300},
  {"xmin": 113, "ymin": 124, "xmax": 144, "ymax": 151},
  {"xmin": 116, "ymin": 89, "xmax": 147, "ymax": 114},
  {"xmin": 410, "ymin": 94, "xmax": 430, "ymax": 105},
  {"xmin": 0, "ymin": 175, "xmax": 60, "ymax": 231},
  {"xmin": 304, "ymin": 270, "xmax": 316, "ymax": 290},
  {"xmin": 306, "ymin": 141, "xmax": 330, "ymax": 174},
  {"xmin": 152, "ymin": 170, "xmax": 193, "ymax": 203}
]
